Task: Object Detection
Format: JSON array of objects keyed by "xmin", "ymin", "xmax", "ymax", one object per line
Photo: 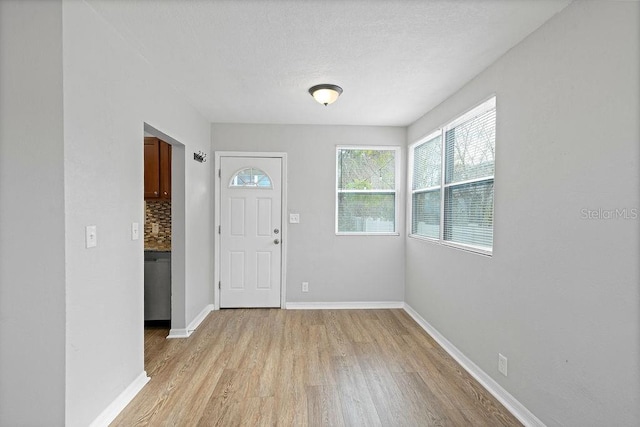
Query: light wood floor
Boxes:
[{"xmin": 111, "ymin": 309, "xmax": 521, "ymax": 426}]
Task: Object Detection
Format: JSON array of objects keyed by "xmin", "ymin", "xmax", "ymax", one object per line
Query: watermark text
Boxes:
[{"xmin": 580, "ymin": 208, "xmax": 638, "ymax": 220}]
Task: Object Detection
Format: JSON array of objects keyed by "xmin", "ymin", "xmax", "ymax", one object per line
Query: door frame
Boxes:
[{"xmin": 214, "ymin": 151, "xmax": 288, "ymax": 310}]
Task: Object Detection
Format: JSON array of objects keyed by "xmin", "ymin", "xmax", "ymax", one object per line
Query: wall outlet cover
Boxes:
[
  {"xmin": 498, "ymin": 353, "xmax": 508, "ymax": 376},
  {"xmin": 86, "ymin": 225, "xmax": 97, "ymax": 248}
]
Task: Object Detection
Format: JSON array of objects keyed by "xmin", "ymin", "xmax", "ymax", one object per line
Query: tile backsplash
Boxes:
[{"xmin": 145, "ymin": 200, "xmax": 171, "ymax": 251}]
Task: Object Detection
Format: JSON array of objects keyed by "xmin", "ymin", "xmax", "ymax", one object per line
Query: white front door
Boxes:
[{"xmin": 220, "ymin": 156, "xmax": 282, "ymax": 308}]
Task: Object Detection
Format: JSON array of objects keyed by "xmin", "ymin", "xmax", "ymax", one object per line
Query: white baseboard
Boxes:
[
  {"xmin": 167, "ymin": 304, "xmax": 214, "ymax": 339},
  {"xmin": 167, "ymin": 328, "xmax": 190, "ymax": 339},
  {"xmin": 89, "ymin": 371, "xmax": 150, "ymax": 427},
  {"xmin": 403, "ymin": 304, "xmax": 545, "ymax": 427},
  {"xmin": 285, "ymin": 301, "xmax": 404, "ymax": 310}
]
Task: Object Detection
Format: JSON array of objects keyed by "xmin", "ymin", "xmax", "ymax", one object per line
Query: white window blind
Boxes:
[
  {"xmin": 411, "ymin": 133, "xmax": 441, "ymax": 238},
  {"xmin": 336, "ymin": 147, "xmax": 399, "ymax": 234},
  {"xmin": 410, "ymin": 96, "xmax": 496, "ymax": 253}
]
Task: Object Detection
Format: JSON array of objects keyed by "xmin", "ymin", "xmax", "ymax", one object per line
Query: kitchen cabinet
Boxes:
[
  {"xmin": 159, "ymin": 140, "xmax": 171, "ymax": 199},
  {"xmin": 144, "ymin": 251, "xmax": 171, "ymax": 322},
  {"xmin": 144, "ymin": 137, "xmax": 171, "ymax": 200},
  {"xmin": 144, "ymin": 138, "xmax": 160, "ymax": 198}
]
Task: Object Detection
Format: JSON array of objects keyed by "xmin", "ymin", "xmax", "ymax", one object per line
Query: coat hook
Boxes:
[{"xmin": 193, "ymin": 151, "xmax": 207, "ymax": 163}]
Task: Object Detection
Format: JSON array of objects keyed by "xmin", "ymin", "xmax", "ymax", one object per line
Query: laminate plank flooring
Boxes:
[{"xmin": 111, "ymin": 309, "xmax": 522, "ymax": 426}]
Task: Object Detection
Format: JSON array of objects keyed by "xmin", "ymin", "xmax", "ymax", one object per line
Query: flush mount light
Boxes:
[{"xmin": 308, "ymin": 84, "xmax": 343, "ymax": 106}]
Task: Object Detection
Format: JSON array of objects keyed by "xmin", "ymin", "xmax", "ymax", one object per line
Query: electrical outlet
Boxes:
[
  {"xmin": 151, "ymin": 223, "xmax": 160, "ymax": 235},
  {"xmin": 498, "ymin": 353, "xmax": 508, "ymax": 376},
  {"xmin": 289, "ymin": 213, "xmax": 300, "ymax": 224},
  {"xmin": 302, "ymin": 282, "xmax": 309, "ymax": 292}
]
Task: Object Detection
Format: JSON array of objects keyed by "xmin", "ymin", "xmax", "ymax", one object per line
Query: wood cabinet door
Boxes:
[
  {"xmin": 144, "ymin": 137, "xmax": 160, "ymax": 199},
  {"xmin": 160, "ymin": 141, "xmax": 171, "ymax": 199}
]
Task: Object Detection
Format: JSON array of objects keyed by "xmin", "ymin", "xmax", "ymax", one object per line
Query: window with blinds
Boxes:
[
  {"xmin": 409, "ymin": 96, "xmax": 496, "ymax": 253},
  {"xmin": 411, "ymin": 133, "xmax": 441, "ymax": 238},
  {"xmin": 336, "ymin": 147, "xmax": 400, "ymax": 234}
]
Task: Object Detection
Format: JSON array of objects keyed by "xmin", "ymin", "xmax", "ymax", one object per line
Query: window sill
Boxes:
[
  {"xmin": 408, "ymin": 234, "xmax": 492, "ymax": 257},
  {"xmin": 336, "ymin": 232, "xmax": 400, "ymax": 236}
]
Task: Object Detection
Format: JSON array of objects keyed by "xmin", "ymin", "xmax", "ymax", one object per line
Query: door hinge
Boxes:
[
  {"xmin": 218, "ymin": 281, "xmax": 221, "ymax": 289},
  {"xmin": 218, "ymin": 169, "xmax": 221, "ymax": 178},
  {"xmin": 218, "ymin": 225, "xmax": 221, "ymax": 234}
]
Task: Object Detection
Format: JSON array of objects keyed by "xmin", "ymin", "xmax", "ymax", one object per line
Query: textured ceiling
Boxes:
[{"xmin": 86, "ymin": 0, "xmax": 571, "ymax": 126}]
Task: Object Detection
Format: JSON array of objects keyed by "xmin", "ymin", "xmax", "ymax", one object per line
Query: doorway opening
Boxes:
[{"xmin": 143, "ymin": 123, "xmax": 186, "ymax": 340}]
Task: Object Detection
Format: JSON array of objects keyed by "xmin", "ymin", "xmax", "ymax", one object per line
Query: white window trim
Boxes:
[
  {"xmin": 335, "ymin": 145, "xmax": 401, "ymax": 236},
  {"xmin": 408, "ymin": 96, "xmax": 496, "ymax": 256}
]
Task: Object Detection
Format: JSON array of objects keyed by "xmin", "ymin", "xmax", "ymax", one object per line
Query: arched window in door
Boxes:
[{"xmin": 229, "ymin": 167, "xmax": 272, "ymax": 188}]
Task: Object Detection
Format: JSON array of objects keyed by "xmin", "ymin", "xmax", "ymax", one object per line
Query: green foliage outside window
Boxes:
[{"xmin": 337, "ymin": 148, "xmax": 397, "ymax": 233}]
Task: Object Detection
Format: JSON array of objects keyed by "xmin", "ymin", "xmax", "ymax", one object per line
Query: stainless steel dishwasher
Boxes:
[{"xmin": 144, "ymin": 251, "xmax": 171, "ymax": 321}]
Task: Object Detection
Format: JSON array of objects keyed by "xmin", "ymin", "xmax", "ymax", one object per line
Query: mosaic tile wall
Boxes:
[{"xmin": 145, "ymin": 200, "xmax": 171, "ymax": 251}]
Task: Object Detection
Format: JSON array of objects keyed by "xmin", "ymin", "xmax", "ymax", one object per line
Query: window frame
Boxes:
[
  {"xmin": 335, "ymin": 145, "xmax": 401, "ymax": 236},
  {"xmin": 408, "ymin": 96, "xmax": 496, "ymax": 256}
]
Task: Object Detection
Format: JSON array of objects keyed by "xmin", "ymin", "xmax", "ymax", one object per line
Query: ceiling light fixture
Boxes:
[{"xmin": 308, "ymin": 84, "xmax": 343, "ymax": 106}]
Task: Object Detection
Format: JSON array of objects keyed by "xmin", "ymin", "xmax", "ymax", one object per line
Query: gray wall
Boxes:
[
  {"xmin": 62, "ymin": 2, "xmax": 213, "ymax": 425},
  {"xmin": 0, "ymin": 1, "xmax": 213, "ymax": 425},
  {"xmin": 405, "ymin": 1, "xmax": 639, "ymax": 425},
  {"xmin": 212, "ymin": 124, "xmax": 406, "ymax": 304},
  {"xmin": 0, "ymin": 1, "xmax": 66, "ymax": 424}
]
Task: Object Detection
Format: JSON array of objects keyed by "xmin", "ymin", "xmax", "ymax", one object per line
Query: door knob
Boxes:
[
  {"xmin": 274, "ymin": 239, "xmax": 280, "ymax": 244},
  {"xmin": 274, "ymin": 228, "xmax": 280, "ymax": 234}
]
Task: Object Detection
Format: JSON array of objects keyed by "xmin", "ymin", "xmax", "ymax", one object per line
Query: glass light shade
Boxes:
[
  {"xmin": 313, "ymin": 88, "xmax": 340, "ymax": 105},
  {"xmin": 309, "ymin": 84, "xmax": 343, "ymax": 106}
]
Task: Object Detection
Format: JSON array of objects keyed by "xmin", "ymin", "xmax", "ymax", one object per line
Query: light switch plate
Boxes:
[
  {"xmin": 131, "ymin": 222, "xmax": 139, "ymax": 240},
  {"xmin": 86, "ymin": 225, "xmax": 97, "ymax": 248},
  {"xmin": 289, "ymin": 213, "xmax": 300, "ymax": 224}
]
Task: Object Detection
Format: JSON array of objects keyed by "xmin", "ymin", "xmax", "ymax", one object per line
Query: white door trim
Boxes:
[{"xmin": 214, "ymin": 151, "xmax": 288, "ymax": 310}]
